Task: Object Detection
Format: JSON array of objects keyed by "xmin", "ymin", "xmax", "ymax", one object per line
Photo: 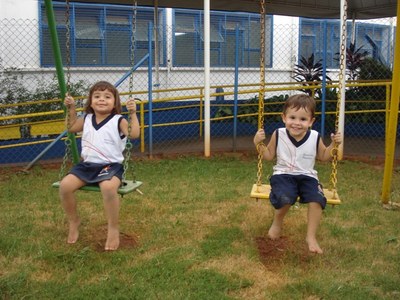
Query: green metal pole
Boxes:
[
  {"xmin": 381, "ymin": 0, "xmax": 400, "ymax": 204},
  {"xmin": 44, "ymin": 0, "xmax": 80, "ymax": 164}
]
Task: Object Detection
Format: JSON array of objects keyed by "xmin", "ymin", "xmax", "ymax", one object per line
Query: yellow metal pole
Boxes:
[
  {"xmin": 381, "ymin": 2, "xmax": 400, "ymax": 204},
  {"xmin": 385, "ymin": 84, "xmax": 390, "ymax": 154}
]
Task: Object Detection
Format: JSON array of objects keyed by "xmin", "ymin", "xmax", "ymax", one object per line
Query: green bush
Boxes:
[
  {"xmin": 358, "ymin": 57, "xmax": 392, "ymax": 101},
  {"xmin": 214, "ymin": 94, "xmax": 289, "ymax": 126},
  {"xmin": 0, "ymin": 68, "xmax": 88, "ymax": 125}
]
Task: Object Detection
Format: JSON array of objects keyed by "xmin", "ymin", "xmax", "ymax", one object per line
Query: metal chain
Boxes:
[
  {"xmin": 65, "ymin": 0, "xmax": 71, "ymax": 92},
  {"xmin": 59, "ymin": 135, "xmax": 72, "ymax": 180},
  {"xmin": 329, "ymin": 0, "xmax": 347, "ymax": 196},
  {"xmin": 59, "ymin": 0, "xmax": 72, "ymax": 180},
  {"xmin": 256, "ymin": 0, "xmax": 266, "ymax": 187},
  {"xmin": 123, "ymin": 138, "xmax": 134, "ymax": 181},
  {"xmin": 122, "ymin": 0, "xmax": 138, "ymax": 182},
  {"xmin": 128, "ymin": 0, "xmax": 137, "ymax": 95}
]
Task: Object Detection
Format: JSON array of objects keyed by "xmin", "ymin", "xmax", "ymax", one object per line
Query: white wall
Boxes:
[
  {"xmin": 1, "ymin": 0, "xmax": 39, "ymax": 19},
  {"xmin": 1, "ymin": 0, "xmax": 40, "ymax": 68}
]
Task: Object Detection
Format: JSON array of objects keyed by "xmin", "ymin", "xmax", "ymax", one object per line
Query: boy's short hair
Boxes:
[
  {"xmin": 283, "ymin": 94, "xmax": 316, "ymax": 118},
  {"xmin": 85, "ymin": 81, "xmax": 122, "ymax": 114}
]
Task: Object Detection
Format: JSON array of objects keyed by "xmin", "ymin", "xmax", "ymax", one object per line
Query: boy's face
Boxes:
[{"xmin": 281, "ymin": 105, "xmax": 315, "ymax": 140}]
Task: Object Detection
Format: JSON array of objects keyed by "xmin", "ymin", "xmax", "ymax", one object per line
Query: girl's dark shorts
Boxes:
[
  {"xmin": 68, "ymin": 162, "xmax": 124, "ymax": 184},
  {"xmin": 269, "ymin": 174, "xmax": 327, "ymax": 209}
]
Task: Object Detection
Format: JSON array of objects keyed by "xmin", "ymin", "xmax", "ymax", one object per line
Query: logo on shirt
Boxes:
[{"xmin": 98, "ymin": 165, "xmax": 111, "ymax": 177}]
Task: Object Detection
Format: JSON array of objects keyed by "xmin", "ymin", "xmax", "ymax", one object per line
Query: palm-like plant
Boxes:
[
  {"xmin": 292, "ymin": 53, "xmax": 331, "ymax": 96},
  {"xmin": 342, "ymin": 42, "xmax": 369, "ymax": 81}
]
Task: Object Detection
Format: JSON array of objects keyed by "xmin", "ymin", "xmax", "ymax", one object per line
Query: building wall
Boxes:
[{"xmin": 1, "ymin": 0, "xmax": 302, "ymax": 100}]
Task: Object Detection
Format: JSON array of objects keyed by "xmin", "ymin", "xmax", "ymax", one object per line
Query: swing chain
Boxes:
[
  {"xmin": 65, "ymin": 0, "xmax": 71, "ymax": 92},
  {"xmin": 60, "ymin": 99, "xmax": 74, "ymax": 180},
  {"xmin": 128, "ymin": 0, "xmax": 137, "ymax": 95},
  {"xmin": 256, "ymin": 0, "xmax": 266, "ymax": 187},
  {"xmin": 58, "ymin": 0, "xmax": 73, "ymax": 180},
  {"xmin": 123, "ymin": 137, "xmax": 134, "ymax": 181},
  {"xmin": 59, "ymin": 90, "xmax": 74, "ymax": 180},
  {"xmin": 256, "ymin": 143, "xmax": 265, "ymax": 186},
  {"xmin": 59, "ymin": 135, "xmax": 72, "ymax": 180},
  {"xmin": 258, "ymin": 0, "xmax": 266, "ymax": 130},
  {"xmin": 122, "ymin": 0, "xmax": 138, "ymax": 182},
  {"xmin": 329, "ymin": 0, "xmax": 347, "ymax": 194}
]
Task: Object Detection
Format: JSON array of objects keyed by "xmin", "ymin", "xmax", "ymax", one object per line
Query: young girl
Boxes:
[
  {"xmin": 59, "ymin": 81, "xmax": 140, "ymax": 251},
  {"xmin": 253, "ymin": 94, "xmax": 342, "ymax": 254}
]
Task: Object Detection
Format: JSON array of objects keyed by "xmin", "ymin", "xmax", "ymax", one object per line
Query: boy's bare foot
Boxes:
[
  {"xmin": 105, "ymin": 227, "xmax": 120, "ymax": 251},
  {"xmin": 306, "ymin": 237, "xmax": 323, "ymax": 254},
  {"xmin": 267, "ymin": 223, "xmax": 282, "ymax": 240},
  {"xmin": 67, "ymin": 219, "xmax": 80, "ymax": 244}
]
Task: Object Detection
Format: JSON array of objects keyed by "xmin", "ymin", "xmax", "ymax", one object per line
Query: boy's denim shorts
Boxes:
[{"xmin": 269, "ymin": 174, "xmax": 327, "ymax": 209}]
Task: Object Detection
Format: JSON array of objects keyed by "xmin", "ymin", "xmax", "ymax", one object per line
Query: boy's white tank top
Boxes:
[
  {"xmin": 273, "ymin": 128, "xmax": 319, "ymax": 180},
  {"xmin": 81, "ymin": 113, "xmax": 126, "ymax": 164}
]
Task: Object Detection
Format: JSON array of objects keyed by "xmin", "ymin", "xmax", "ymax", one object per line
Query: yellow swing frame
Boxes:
[{"xmin": 250, "ymin": 0, "xmax": 345, "ymax": 206}]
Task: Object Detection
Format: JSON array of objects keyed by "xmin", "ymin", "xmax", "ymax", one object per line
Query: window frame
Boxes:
[
  {"xmin": 39, "ymin": 1, "xmax": 166, "ymax": 68},
  {"xmin": 172, "ymin": 9, "xmax": 273, "ymax": 68},
  {"xmin": 299, "ymin": 18, "xmax": 392, "ymax": 69}
]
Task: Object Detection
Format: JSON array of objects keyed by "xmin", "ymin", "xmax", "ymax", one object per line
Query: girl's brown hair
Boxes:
[
  {"xmin": 282, "ymin": 94, "xmax": 316, "ymax": 118},
  {"xmin": 84, "ymin": 81, "xmax": 122, "ymax": 114}
]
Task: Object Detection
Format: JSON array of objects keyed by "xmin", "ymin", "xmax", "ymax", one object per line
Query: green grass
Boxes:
[{"xmin": 1, "ymin": 155, "xmax": 400, "ymax": 299}]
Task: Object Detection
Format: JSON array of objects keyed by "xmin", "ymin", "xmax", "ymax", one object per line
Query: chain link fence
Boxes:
[{"xmin": 0, "ymin": 5, "xmax": 398, "ymax": 167}]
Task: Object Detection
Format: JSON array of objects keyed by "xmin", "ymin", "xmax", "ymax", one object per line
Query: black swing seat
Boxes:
[{"xmin": 52, "ymin": 180, "xmax": 143, "ymax": 195}]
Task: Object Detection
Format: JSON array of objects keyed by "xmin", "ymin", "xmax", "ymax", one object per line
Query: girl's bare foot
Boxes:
[
  {"xmin": 67, "ymin": 219, "xmax": 80, "ymax": 244},
  {"xmin": 306, "ymin": 237, "xmax": 323, "ymax": 254},
  {"xmin": 267, "ymin": 223, "xmax": 282, "ymax": 240},
  {"xmin": 105, "ymin": 227, "xmax": 120, "ymax": 251}
]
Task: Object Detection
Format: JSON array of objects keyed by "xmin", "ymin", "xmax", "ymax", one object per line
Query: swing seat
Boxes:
[
  {"xmin": 250, "ymin": 183, "xmax": 271, "ymax": 200},
  {"xmin": 250, "ymin": 183, "xmax": 341, "ymax": 205},
  {"xmin": 52, "ymin": 180, "xmax": 143, "ymax": 195}
]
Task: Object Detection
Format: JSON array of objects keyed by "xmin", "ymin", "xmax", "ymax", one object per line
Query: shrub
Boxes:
[{"xmin": 0, "ymin": 68, "xmax": 88, "ymax": 125}]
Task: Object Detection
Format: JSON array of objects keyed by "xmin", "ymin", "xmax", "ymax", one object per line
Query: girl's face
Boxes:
[
  {"xmin": 282, "ymin": 105, "xmax": 315, "ymax": 140},
  {"xmin": 90, "ymin": 89, "xmax": 116, "ymax": 115}
]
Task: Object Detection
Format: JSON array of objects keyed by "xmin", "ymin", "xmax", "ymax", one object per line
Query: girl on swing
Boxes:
[{"xmin": 59, "ymin": 81, "xmax": 140, "ymax": 251}]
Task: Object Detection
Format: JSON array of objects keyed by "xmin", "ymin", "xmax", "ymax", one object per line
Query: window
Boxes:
[
  {"xmin": 299, "ymin": 18, "xmax": 392, "ymax": 68},
  {"xmin": 355, "ymin": 23, "xmax": 390, "ymax": 64},
  {"xmin": 173, "ymin": 9, "xmax": 273, "ymax": 68},
  {"xmin": 39, "ymin": 1, "xmax": 165, "ymax": 67}
]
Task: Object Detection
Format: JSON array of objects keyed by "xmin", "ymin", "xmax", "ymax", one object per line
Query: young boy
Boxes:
[{"xmin": 253, "ymin": 94, "xmax": 342, "ymax": 254}]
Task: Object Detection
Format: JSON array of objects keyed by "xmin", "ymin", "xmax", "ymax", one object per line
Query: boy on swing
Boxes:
[{"xmin": 253, "ymin": 94, "xmax": 342, "ymax": 254}]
